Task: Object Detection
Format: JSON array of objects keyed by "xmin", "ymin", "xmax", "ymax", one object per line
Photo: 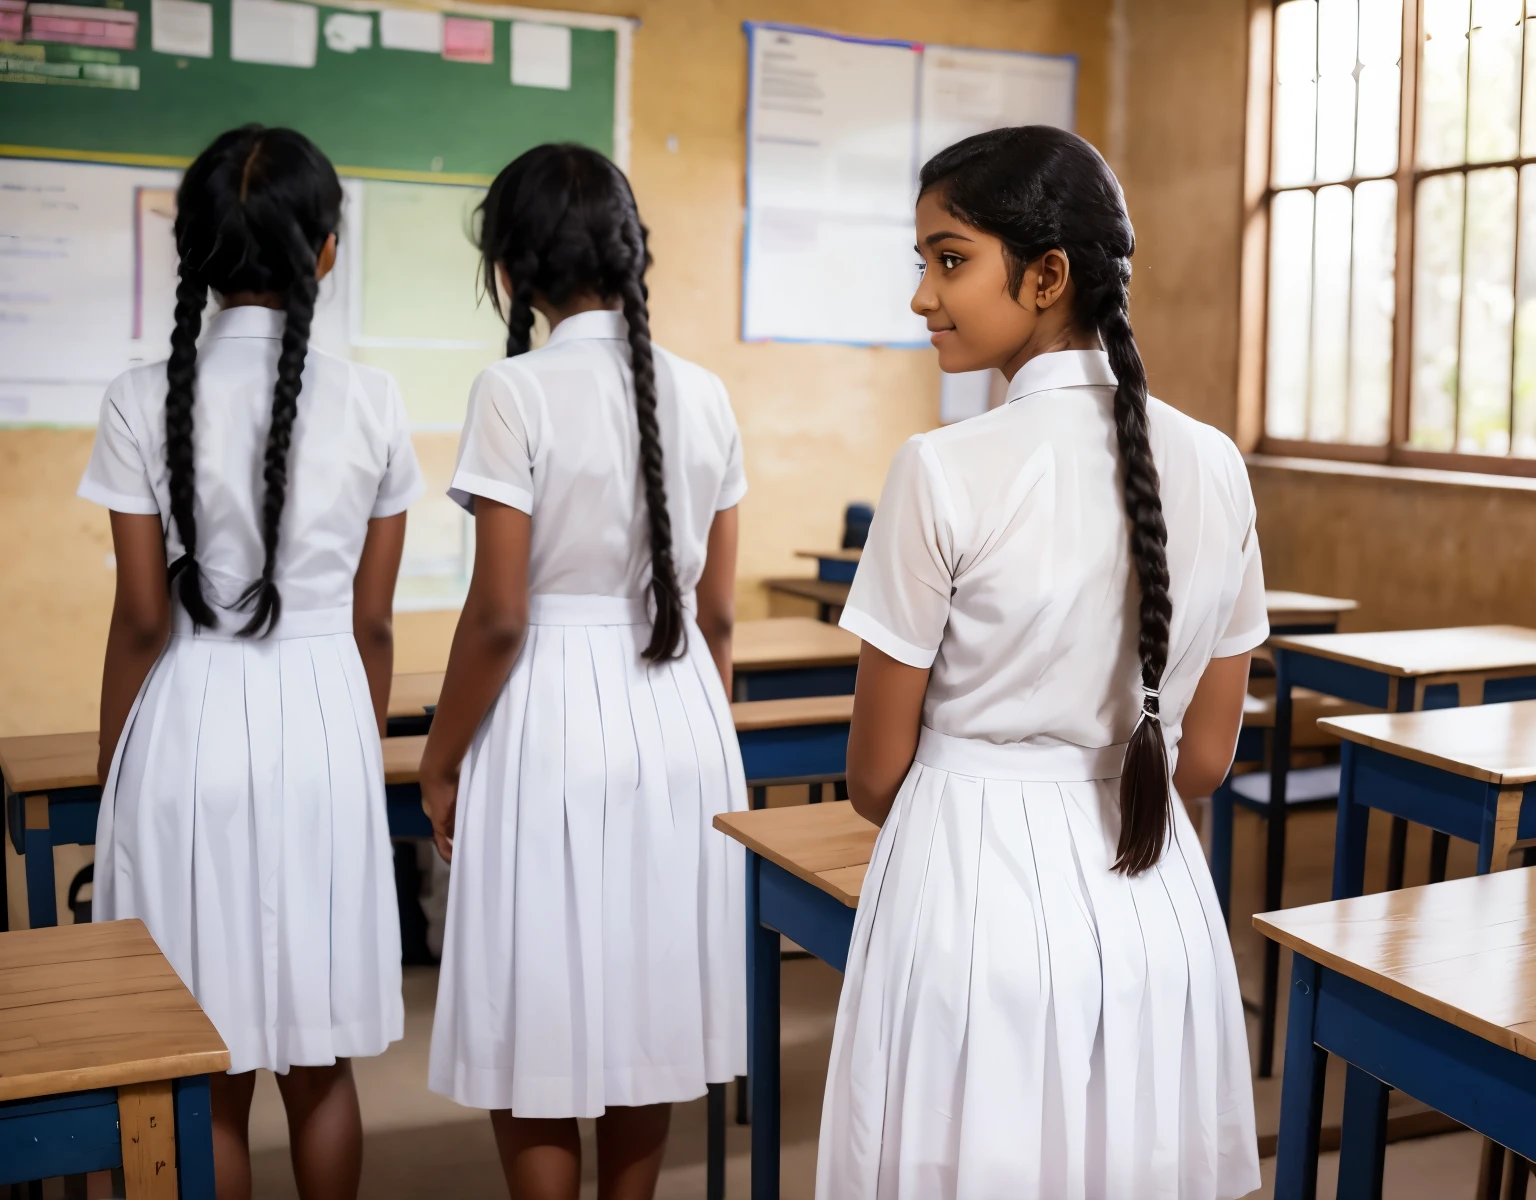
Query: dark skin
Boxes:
[
  {"xmin": 97, "ymin": 234, "xmax": 402, "ymax": 1200},
  {"xmin": 845, "ymin": 193, "xmax": 1250, "ymax": 828},
  {"xmin": 418, "ymin": 287, "xmax": 738, "ymax": 1200}
]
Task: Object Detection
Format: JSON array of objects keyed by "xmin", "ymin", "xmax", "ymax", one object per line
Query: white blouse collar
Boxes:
[
  {"xmin": 205, "ymin": 305, "xmax": 286, "ymax": 340},
  {"xmin": 1006, "ymin": 349, "xmax": 1118, "ymax": 403},
  {"xmin": 546, "ymin": 308, "xmax": 627, "ymax": 346}
]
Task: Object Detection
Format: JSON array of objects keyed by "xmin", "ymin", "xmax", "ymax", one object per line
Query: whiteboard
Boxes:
[{"xmin": 741, "ymin": 23, "xmax": 1077, "ymax": 349}]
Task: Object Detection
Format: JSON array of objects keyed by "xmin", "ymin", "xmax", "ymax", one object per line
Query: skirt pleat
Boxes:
[
  {"xmin": 94, "ymin": 632, "xmax": 404, "ymax": 1076},
  {"xmin": 817, "ymin": 767, "xmax": 1260, "ymax": 1200},
  {"xmin": 429, "ymin": 617, "xmax": 746, "ymax": 1117}
]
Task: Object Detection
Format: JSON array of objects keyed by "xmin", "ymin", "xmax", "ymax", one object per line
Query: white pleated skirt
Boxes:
[
  {"xmin": 94, "ymin": 606, "xmax": 404, "ymax": 1076},
  {"xmin": 428, "ymin": 594, "xmax": 748, "ymax": 1117},
  {"xmin": 817, "ymin": 728, "xmax": 1260, "ymax": 1200}
]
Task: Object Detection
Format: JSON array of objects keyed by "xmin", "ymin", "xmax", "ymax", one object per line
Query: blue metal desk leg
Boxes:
[
  {"xmin": 1210, "ymin": 780, "xmax": 1234, "ymax": 927},
  {"xmin": 748, "ymin": 854, "xmax": 780, "ymax": 1200},
  {"xmin": 1336, "ymin": 1063, "xmax": 1389, "ymax": 1200},
  {"xmin": 22, "ymin": 796, "xmax": 58, "ymax": 929},
  {"xmin": 1331, "ymin": 742, "xmax": 1369, "ymax": 900},
  {"xmin": 706, "ymin": 1083, "xmax": 725, "ymax": 1200},
  {"xmin": 1274, "ymin": 953, "xmax": 1326, "ymax": 1200},
  {"xmin": 1260, "ymin": 657, "xmax": 1294, "ymax": 1079},
  {"xmin": 173, "ymin": 1075, "xmax": 216, "ymax": 1199}
]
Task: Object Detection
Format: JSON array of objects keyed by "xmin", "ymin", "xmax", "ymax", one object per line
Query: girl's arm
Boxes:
[
  {"xmin": 98, "ymin": 512, "xmax": 172, "ymax": 783},
  {"xmin": 846, "ymin": 643, "xmax": 930, "ymax": 826},
  {"xmin": 419, "ymin": 499, "xmax": 531, "ymax": 861},
  {"xmin": 695, "ymin": 506, "xmax": 739, "ymax": 694},
  {"xmin": 1171, "ymin": 652, "xmax": 1252, "ymax": 800},
  {"xmin": 352, "ymin": 512, "xmax": 409, "ymax": 735}
]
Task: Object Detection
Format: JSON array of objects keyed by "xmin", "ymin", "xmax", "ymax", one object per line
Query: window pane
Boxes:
[
  {"xmin": 1513, "ymin": 165, "xmax": 1536, "ymax": 454},
  {"xmin": 1310, "ymin": 186, "xmax": 1354, "ymax": 439},
  {"xmin": 1419, "ymin": 0, "xmax": 1471, "ymax": 167},
  {"xmin": 1350, "ymin": 179, "xmax": 1397, "ymax": 443},
  {"xmin": 1458, "ymin": 167, "xmax": 1517, "ymax": 452},
  {"xmin": 1522, "ymin": 16, "xmax": 1536, "ymax": 157},
  {"xmin": 1467, "ymin": 0, "xmax": 1523, "ymax": 163},
  {"xmin": 1317, "ymin": 0, "xmax": 1360, "ymax": 179},
  {"xmin": 1411, "ymin": 173, "xmax": 1466, "ymax": 449},
  {"xmin": 1268, "ymin": 190, "xmax": 1316, "ymax": 439},
  {"xmin": 1356, "ymin": 0, "xmax": 1403, "ymax": 176},
  {"xmin": 1274, "ymin": 0, "xmax": 1320, "ymax": 185}
]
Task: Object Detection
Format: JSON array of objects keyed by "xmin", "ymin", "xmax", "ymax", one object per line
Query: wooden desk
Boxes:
[
  {"xmin": 1321, "ymin": 701, "xmax": 1536, "ymax": 901},
  {"xmin": 386, "ymin": 672, "xmax": 443, "ymax": 736},
  {"xmin": 714, "ymin": 802, "xmax": 875, "ymax": 1200},
  {"xmin": 731, "ymin": 617, "xmax": 860, "ymax": 701},
  {"xmin": 762, "ymin": 577, "xmax": 851, "ymax": 623},
  {"xmin": 1259, "ymin": 870, "xmax": 1536, "ymax": 1199},
  {"xmin": 733, "ymin": 694, "xmax": 852, "ymax": 808},
  {"xmin": 1253, "ymin": 624, "xmax": 1536, "ymax": 1078},
  {"xmin": 794, "ymin": 548, "xmax": 860, "ymax": 584},
  {"xmin": 1265, "ymin": 590, "xmax": 1357, "ymax": 636},
  {"xmin": 0, "ymin": 919, "xmax": 229, "ymax": 1196}
]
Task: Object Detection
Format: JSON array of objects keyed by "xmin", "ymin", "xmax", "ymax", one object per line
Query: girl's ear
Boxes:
[
  {"xmin": 1034, "ymin": 248, "xmax": 1072, "ymax": 310},
  {"xmin": 315, "ymin": 233, "xmax": 338, "ymax": 283}
]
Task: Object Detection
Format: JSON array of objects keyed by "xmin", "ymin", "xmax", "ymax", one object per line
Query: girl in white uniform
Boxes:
[
  {"xmin": 816, "ymin": 127, "xmax": 1264, "ymax": 1198},
  {"xmin": 421, "ymin": 144, "xmax": 747, "ymax": 1199},
  {"xmin": 80, "ymin": 126, "xmax": 420, "ymax": 1200}
]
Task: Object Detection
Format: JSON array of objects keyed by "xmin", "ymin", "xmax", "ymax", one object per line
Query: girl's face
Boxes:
[{"xmin": 911, "ymin": 188, "xmax": 1080, "ymax": 378}]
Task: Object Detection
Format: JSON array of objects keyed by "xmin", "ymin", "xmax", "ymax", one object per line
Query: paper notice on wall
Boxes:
[
  {"xmin": 26, "ymin": 4, "xmax": 138, "ymax": 50},
  {"xmin": 511, "ymin": 21, "xmax": 569, "ymax": 89},
  {"xmin": 323, "ymin": 10, "xmax": 371, "ymax": 53},
  {"xmin": 918, "ymin": 45, "xmax": 1076, "ymax": 163},
  {"xmin": 742, "ymin": 25, "xmax": 925, "ymax": 346},
  {"xmin": 379, "ymin": 8, "xmax": 441, "ymax": 53},
  {"xmin": 151, "ymin": 0, "xmax": 213, "ymax": 58},
  {"xmin": 442, "ymin": 16, "xmax": 491, "ymax": 64},
  {"xmin": 0, "ymin": 0, "xmax": 25, "ymax": 42},
  {"xmin": 230, "ymin": 0, "xmax": 316, "ymax": 67}
]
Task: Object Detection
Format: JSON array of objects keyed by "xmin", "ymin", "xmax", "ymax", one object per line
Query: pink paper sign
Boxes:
[
  {"xmin": 0, "ymin": 0, "xmax": 25, "ymax": 42},
  {"xmin": 26, "ymin": 3, "xmax": 138, "ymax": 49},
  {"xmin": 442, "ymin": 16, "xmax": 491, "ymax": 64}
]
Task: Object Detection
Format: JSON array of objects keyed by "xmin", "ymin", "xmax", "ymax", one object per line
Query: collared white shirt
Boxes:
[
  {"xmin": 841, "ymin": 349, "xmax": 1267, "ymax": 752},
  {"xmin": 448, "ymin": 309, "xmax": 746, "ymax": 598},
  {"xmin": 79, "ymin": 305, "xmax": 424, "ymax": 617}
]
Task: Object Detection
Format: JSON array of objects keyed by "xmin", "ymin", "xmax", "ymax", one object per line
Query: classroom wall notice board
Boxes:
[
  {"xmin": 742, "ymin": 22, "xmax": 1076, "ymax": 349},
  {"xmin": 1, "ymin": 0, "xmax": 631, "ymax": 604}
]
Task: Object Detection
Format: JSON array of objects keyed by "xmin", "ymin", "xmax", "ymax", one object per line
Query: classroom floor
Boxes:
[{"xmin": 233, "ymin": 797, "xmax": 1497, "ymax": 1199}]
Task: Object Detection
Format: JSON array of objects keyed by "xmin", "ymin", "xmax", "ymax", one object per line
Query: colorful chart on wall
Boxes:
[
  {"xmin": 0, "ymin": 0, "xmax": 632, "ymax": 605},
  {"xmin": 741, "ymin": 22, "xmax": 1076, "ymax": 348}
]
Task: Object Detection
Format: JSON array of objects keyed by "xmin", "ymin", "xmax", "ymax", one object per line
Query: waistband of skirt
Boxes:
[
  {"xmin": 527, "ymin": 593, "xmax": 698, "ymax": 626},
  {"xmin": 172, "ymin": 601, "xmax": 354, "ymax": 641},
  {"xmin": 914, "ymin": 727, "xmax": 1129, "ymax": 782}
]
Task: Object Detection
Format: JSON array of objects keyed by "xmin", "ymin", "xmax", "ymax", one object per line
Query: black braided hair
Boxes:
[
  {"xmin": 919, "ymin": 127, "xmax": 1174, "ymax": 875},
  {"xmin": 167, "ymin": 125, "xmax": 341, "ymax": 636},
  {"xmin": 476, "ymin": 144, "xmax": 685, "ymax": 661}
]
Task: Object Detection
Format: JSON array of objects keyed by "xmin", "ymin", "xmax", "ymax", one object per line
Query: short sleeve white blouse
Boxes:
[
  {"xmin": 448, "ymin": 309, "xmax": 746, "ymax": 598},
  {"xmin": 841, "ymin": 349, "xmax": 1266, "ymax": 754}
]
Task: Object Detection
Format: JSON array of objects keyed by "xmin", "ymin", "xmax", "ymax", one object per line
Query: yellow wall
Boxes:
[{"xmin": 0, "ymin": 0, "xmax": 1109, "ymax": 735}]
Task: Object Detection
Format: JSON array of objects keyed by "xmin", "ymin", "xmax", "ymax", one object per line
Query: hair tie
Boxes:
[{"xmin": 1135, "ymin": 683, "xmax": 1161, "ymax": 727}]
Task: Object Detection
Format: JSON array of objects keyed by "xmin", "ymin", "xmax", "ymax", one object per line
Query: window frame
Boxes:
[{"xmin": 1239, "ymin": 0, "xmax": 1536, "ymax": 478}]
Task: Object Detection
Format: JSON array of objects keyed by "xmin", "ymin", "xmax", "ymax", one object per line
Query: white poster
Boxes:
[
  {"xmin": 742, "ymin": 26, "xmax": 924, "ymax": 346},
  {"xmin": 919, "ymin": 44, "xmax": 1077, "ymax": 164},
  {"xmin": 229, "ymin": 0, "xmax": 316, "ymax": 68},
  {"xmin": 741, "ymin": 25, "xmax": 1075, "ymax": 348}
]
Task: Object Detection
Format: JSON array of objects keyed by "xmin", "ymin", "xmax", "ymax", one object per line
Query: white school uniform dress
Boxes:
[
  {"xmin": 78, "ymin": 305, "xmax": 423, "ymax": 1076},
  {"xmin": 817, "ymin": 350, "xmax": 1266, "ymax": 1200},
  {"xmin": 428, "ymin": 309, "xmax": 749, "ymax": 1116}
]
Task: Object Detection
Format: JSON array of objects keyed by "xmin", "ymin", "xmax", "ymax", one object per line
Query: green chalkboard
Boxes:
[{"xmin": 0, "ymin": 0, "xmax": 618, "ymax": 182}]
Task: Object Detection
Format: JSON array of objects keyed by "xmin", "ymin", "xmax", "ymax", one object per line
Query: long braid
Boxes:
[
  {"xmin": 1100, "ymin": 282, "xmax": 1173, "ymax": 874},
  {"xmin": 614, "ymin": 232, "xmax": 685, "ymax": 661},
  {"xmin": 237, "ymin": 268, "xmax": 316, "ymax": 636},
  {"xmin": 503, "ymin": 253, "xmax": 538, "ymax": 358},
  {"xmin": 165, "ymin": 271, "xmax": 216, "ymax": 629}
]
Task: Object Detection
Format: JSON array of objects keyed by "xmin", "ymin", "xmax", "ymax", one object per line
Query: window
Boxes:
[{"xmin": 1252, "ymin": 0, "xmax": 1536, "ymax": 473}]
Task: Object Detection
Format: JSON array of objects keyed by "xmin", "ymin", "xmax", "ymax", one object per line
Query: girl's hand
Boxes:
[{"xmin": 421, "ymin": 764, "xmax": 459, "ymax": 863}]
